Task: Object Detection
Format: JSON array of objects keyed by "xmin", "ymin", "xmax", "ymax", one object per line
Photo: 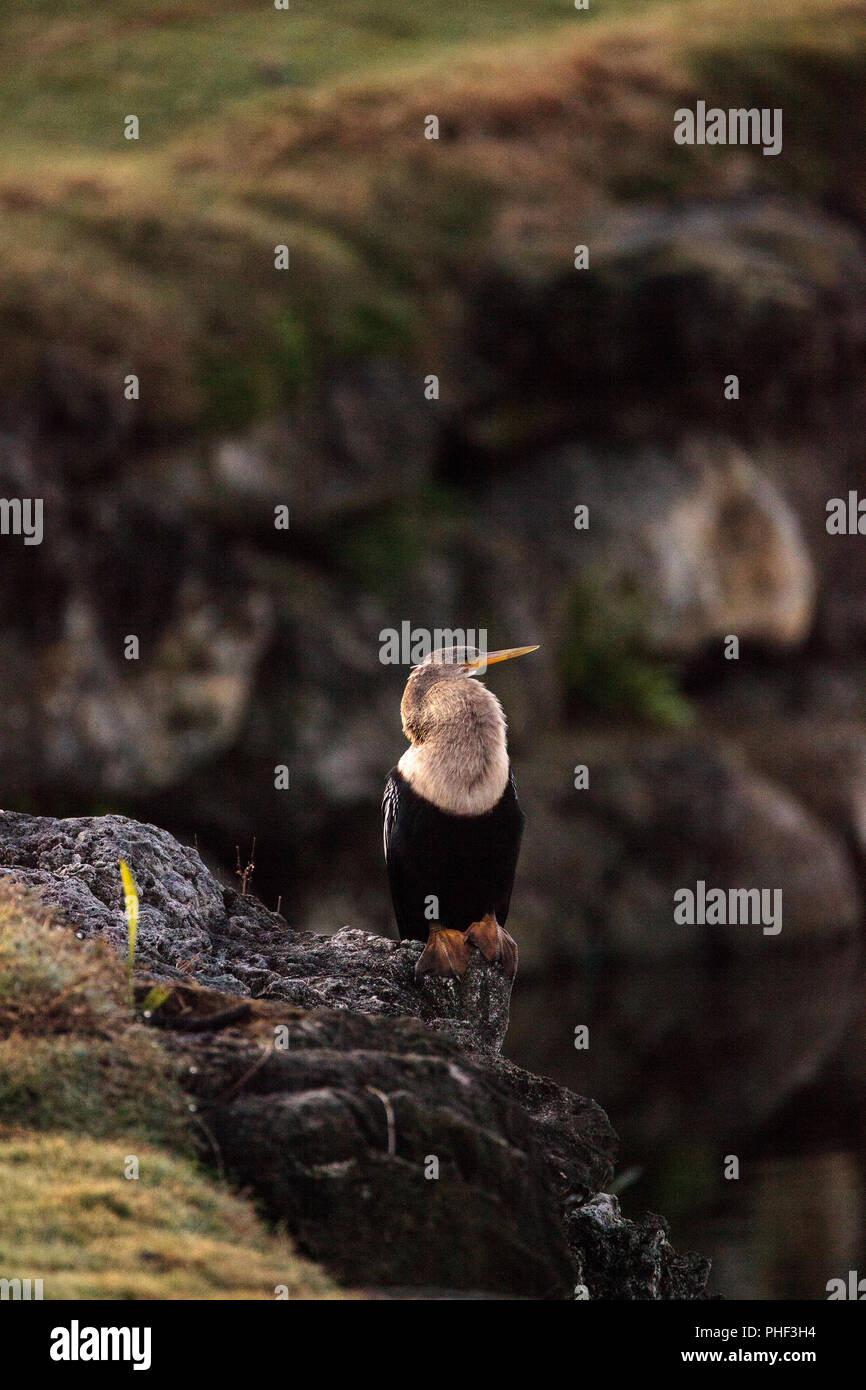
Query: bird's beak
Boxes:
[{"xmin": 466, "ymin": 645, "xmax": 540, "ymax": 671}]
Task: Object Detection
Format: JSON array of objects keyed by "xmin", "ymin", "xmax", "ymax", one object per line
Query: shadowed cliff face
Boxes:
[{"xmin": 2, "ymin": 195, "xmax": 866, "ymax": 948}]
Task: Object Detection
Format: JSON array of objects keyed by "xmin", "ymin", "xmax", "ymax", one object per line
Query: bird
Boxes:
[{"xmin": 382, "ymin": 643, "xmax": 538, "ymax": 980}]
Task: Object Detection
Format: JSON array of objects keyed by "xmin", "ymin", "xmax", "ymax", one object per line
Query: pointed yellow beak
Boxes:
[{"xmin": 466, "ymin": 645, "xmax": 540, "ymax": 670}]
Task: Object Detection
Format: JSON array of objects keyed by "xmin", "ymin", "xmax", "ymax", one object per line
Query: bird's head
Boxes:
[{"xmin": 400, "ymin": 644, "xmax": 538, "ymax": 746}]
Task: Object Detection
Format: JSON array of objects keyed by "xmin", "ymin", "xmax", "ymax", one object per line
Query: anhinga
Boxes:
[{"xmin": 382, "ymin": 644, "xmax": 538, "ymax": 980}]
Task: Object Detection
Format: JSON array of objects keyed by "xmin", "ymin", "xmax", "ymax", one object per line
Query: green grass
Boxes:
[
  {"xmin": 0, "ymin": 0, "xmax": 861, "ymax": 435},
  {"xmin": 0, "ymin": 1, "xmax": 652, "ymax": 155},
  {"xmin": 0, "ymin": 879, "xmax": 190, "ymax": 1144},
  {"xmin": 0, "ymin": 1131, "xmax": 344, "ymax": 1299}
]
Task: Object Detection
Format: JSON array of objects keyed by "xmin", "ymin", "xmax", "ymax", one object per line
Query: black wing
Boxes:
[
  {"xmin": 493, "ymin": 768, "xmax": 523, "ymax": 927},
  {"xmin": 382, "ymin": 768, "xmax": 410, "ymax": 937},
  {"xmin": 383, "ymin": 764, "xmax": 524, "ymax": 939}
]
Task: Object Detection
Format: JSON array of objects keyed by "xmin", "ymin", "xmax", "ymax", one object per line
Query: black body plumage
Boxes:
[{"xmin": 383, "ymin": 766, "xmax": 525, "ymax": 941}]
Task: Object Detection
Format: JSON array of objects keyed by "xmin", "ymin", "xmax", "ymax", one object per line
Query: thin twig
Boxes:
[
  {"xmin": 367, "ymin": 1086, "xmax": 397, "ymax": 1156},
  {"xmin": 191, "ymin": 1111, "xmax": 225, "ymax": 1183}
]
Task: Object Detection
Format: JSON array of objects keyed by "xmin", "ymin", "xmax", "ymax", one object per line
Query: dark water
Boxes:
[{"xmin": 505, "ymin": 941, "xmax": 866, "ymax": 1299}]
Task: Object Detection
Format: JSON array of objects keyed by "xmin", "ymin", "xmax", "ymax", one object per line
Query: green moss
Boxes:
[
  {"xmin": 0, "ymin": 1131, "xmax": 344, "ymax": 1300},
  {"xmin": 558, "ymin": 576, "xmax": 693, "ymax": 728},
  {"xmin": 609, "ymin": 161, "xmax": 697, "ymax": 201},
  {"xmin": 316, "ymin": 490, "xmax": 462, "ymax": 601},
  {"xmin": 628, "ymin": 1140, "xmax": 719, "ymax": 1226},
  {"xmin": 271, "ymin": 309, "xmax": 314, "ymax": 389},
  {"xmin": 0, "ymin": 880, "xmax": 345, "ymax": 1300},
  {"xmin": 198, "ymin": 350, "xmax": 278, "ymax": 431},
  {"xmin": 427, "ymin": 172, "xmax": 495, "ymax": 247},
  {"xmin": 0, "ymin": 1035, "xmax": 189, "ymax": 1146},
  {"xmin": 326, "ymin": 289, "xmax": 418, "ymax": 360}
]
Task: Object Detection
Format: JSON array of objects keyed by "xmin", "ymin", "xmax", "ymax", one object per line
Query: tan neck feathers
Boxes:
[{"xmin": 398, "ymin": 679, "xmax": 509, "ymax": 815}]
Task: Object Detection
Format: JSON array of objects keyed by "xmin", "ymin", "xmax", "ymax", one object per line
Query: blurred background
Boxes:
[{"xmin": 1, "ymin": 0, "xmax": 865, "ymax": 1298}]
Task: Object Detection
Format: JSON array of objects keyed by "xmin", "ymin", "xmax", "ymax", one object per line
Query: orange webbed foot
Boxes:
[
  {"xmin": 464, "ymin": 912, "xmax": 518, "ymax": 979},
  {"xmin": 415, "ymin": 925, "xmax": 473, "ymax": 980}
]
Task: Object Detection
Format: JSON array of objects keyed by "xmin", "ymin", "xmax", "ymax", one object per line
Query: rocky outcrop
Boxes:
[
  {"xmin": 0, "ymin": 809, "xmax": 711, "ymax": 1298},
  {"xmin": 568, "ymin": 1195, "xmax": 711, "ymax": 1301},
  {"xmin": 0, "ymin": 810, "xmax": 513, "ymax": 1054},
  {"xmin": 161, "ymin": 993, "xmax": 599, "ymax": 1296}
]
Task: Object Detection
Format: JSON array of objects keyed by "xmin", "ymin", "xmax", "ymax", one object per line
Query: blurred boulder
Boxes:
[
  {"xmin": 0, "ymin": 810, "xmax": 514, "ymax": 1054},
  {"xmin": 514, "ymin": 735, "xmax": 861, "ymax": 970},
  {"xmin": 485, "ymin": 438, "xmax": 815, "ymax": 656},
  {"xmin": 742, "ymin": 721, "xmax": 866, "ymax": 870},
  {"xmin": 169, "ymin": 1003, "xmax": 593, "ymax": 1297}
]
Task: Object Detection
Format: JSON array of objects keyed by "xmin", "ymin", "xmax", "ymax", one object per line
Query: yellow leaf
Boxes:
[
  {"xmin": 119, "ymin": 859, "xmax": 139, "ymax": 1008},
  {"xmin": 141, "ymin": 984, "xmax": 171, "ymax": 1014}
]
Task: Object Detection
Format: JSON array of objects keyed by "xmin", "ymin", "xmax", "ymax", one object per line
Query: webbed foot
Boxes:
[
  {"xmin": 464, "ymin": 912, "xmax": 518, "ymax": 979},
  {"xmin": 415, "ymin": 925, "xmax": 473, "ymax": 980}
]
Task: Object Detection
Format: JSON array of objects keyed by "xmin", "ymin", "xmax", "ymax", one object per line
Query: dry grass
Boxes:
[
  {"xmin": 0, "ymin": 879, "xmax": 189, "ymax": 1143},
  {"xmin": 0, "ymin": 879, "xmax": 128, "ymax": 1036}
]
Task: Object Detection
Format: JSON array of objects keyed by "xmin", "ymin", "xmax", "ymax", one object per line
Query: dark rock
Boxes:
[
  {"xmin": 0, "ymin": 808, "xmax": 710, "ymax": 1298},
  {"xmin": 741, "ymin": 721, "xmax": 866, "ymax": 869},
  {"xmin": 567, "ymin": 1194, "xmax": 712, "ymax": 1300},
  {"xmin": 168, "ymin": 1001, "xmax": 597, "ymax": 1296},
  {"xmin": 0, "ymin": 810, "xmax": 512, "ymax": 1054}
]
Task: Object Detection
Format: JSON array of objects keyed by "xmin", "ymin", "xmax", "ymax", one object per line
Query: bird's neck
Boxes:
[{"xmin": 398, "ymin": 682, "xmax": 509, "ymax": 816}]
